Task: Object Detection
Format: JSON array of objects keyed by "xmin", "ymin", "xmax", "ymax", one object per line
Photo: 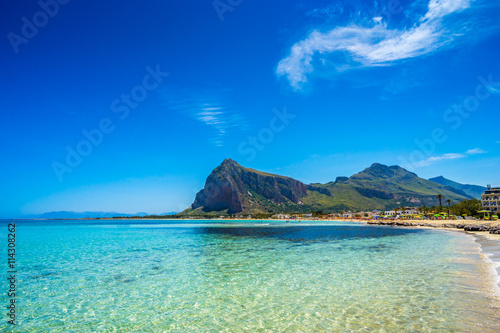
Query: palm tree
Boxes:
[
  {"xmin": 436, "ymin": 194, "xmax": 443, "ymax": 212},
  {"xmin": 446, "ymin": 199, "xmax": 452, "ymax": 219}
]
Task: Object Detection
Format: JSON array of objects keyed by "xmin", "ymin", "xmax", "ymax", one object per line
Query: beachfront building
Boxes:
[
  {"xmin": 481, "ymin": 185, "xmax": 500, "ymax": 214},
  {"xmin": 384, "ymin": 207, "xmax": 418, "ymax": 216},
  {"xmin": 272, "ymin": 214, "xmax": 291, "ymax": 219},
  {"xmin": 404, "ymin": 207, "xmax": 419, "ymax": 215}
]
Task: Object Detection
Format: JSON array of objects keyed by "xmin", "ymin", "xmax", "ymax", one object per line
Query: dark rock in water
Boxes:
[
  {"xmin": 489, "ymin": 227, "xmax": 500, "ymax": 234},
  {"xmin": 464, "ymin": 225, "xmax": 480, "ymax": 231},
  {"xmin": 464, "ymin": 225, "xmax": 489, "ymax": 232}
]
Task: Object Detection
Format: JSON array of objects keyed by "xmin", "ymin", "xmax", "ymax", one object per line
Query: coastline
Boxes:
[
  {"xmin": 361, "ymin": 218, "xmax": 500, "ymax": 302},
  {"xmin": 473, "ymin": 233, "xmax": 500, "ymax": 289}
]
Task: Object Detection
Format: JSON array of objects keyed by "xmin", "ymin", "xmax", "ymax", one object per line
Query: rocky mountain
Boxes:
[
  {"xmin": 183, "ymin": 160, "xmax": 472, "ymax": 216},
  {"xmin": 428, "ymin": 176, "xmax": 486, "ymax": 199},
  {"xmin": 190, "ymin": 159, "xmax": 307, "ymax": 214}
]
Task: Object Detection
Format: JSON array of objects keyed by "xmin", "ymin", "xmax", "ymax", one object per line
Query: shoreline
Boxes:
[
  {"xmin": 361, "ymin": 218, "xmax": 500, "ymax": 299},
  {"xmin": 364, "ymin": 218, "xmax": 500, "ymax": 233}
]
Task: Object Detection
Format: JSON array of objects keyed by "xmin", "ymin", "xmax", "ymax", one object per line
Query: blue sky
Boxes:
[{"xmin": 1, "ymin": 0, "xmax": 500, "ymax": 217}]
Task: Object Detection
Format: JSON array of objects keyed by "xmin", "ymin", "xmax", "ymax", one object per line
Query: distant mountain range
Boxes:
[
  {"xmin": 16, "ymin": 211, "xmax": 178, "ymax": 219},
  {"xmin": 182, "ymin": 159, "xmax": 474, "ymax": 216},
  {"xmin": 428, "ymin": 176, "xmax": 486, "ymax": 199}
]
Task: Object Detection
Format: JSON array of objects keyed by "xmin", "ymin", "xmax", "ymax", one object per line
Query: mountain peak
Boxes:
[
  {"xmin": 222, "ymin": 158, "xmax": 238, "ymax": 165},
  {"xmin": 358, "ymin": 163, "xmax": 394, "ymax": 178},
  {"xmin": 351, "ymin": 163, "xmax": 417, "ymax": 181},
  {"xmin": 429, "ymin": 176, "xmax": 485, "ymax": 199},
  {"xmin": 190, "ymin": 159, "xmax": 308, "ymax": 214},
  {"xmin": 218, "ymin": 158, "xmax": 240, "ymax": 169}
]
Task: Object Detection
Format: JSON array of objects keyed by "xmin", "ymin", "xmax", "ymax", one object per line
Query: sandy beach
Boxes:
[
  {"xmin": 359, "ymin": 218, "xmax": 500, "ymax": 298},
  {"xmin": 363, "ymin": 218, "xmax": 500, "ymax": 232}
]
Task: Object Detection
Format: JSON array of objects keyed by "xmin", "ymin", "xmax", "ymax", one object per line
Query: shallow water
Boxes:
[{"xmin": 1, "ymin": 220, "xmax": 499, "ymax": 332}]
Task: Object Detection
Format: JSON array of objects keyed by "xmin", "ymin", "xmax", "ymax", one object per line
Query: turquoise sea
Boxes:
[{"xmin": 1, "ymin": 220, "xmax": 500, "ymax": 332}]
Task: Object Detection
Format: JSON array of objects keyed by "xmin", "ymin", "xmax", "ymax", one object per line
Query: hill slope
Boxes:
[
  {"xmin": 183, "ymin": 160, "xmax": 472, "ymax": 215},
  {"xmin": 301, "ymin": 164, "xmax": 471, "ymax": 212},
  {"xmin": 428, "ymin": 176, "xmax": 486, "ymax": 199}
]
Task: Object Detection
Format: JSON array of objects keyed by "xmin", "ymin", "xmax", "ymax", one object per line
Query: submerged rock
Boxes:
[{"xmin": 489, "ymin": 227, "xmax": 500, "ymax": 234}]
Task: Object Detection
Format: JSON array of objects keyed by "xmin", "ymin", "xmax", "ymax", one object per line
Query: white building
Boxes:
[
  {"xmin": 385, "ymin": 207, "xmax": 418, "ymax": 216},
  {"xmin": 482, "ymin": 186, "xmax": 500, "ymax": 214}
]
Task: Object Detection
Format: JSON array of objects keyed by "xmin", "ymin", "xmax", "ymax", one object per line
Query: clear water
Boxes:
[{"xmin": 1, "ymin": 220, "xmax": 499, "ymax": 332}]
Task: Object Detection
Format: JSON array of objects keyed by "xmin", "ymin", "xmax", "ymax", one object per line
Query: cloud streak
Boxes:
[
  {"xmin": 465, "ymin": 148, "xmax": 486, "ymax": 155},
  {"xmin": 415, "ymin": 147, "xmax": 486, "ymax": 167},
  {"xmin": 194, "ymin": 105, "xmax": 247, "ymax": 146},
  {"xmin": 161, "ymin": 90, "xmax": 247, "ymax": 147},
  {"xmin": 277, "ymin": 0, "xmax": 472, "ymax": 90}
]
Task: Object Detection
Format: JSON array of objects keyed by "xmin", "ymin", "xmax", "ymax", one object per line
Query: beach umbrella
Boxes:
[{"xmin": 478, "ymin": 210, "xmax": 490, "ymax": 219}]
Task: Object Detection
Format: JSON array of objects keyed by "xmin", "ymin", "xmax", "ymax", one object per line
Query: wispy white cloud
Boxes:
[
  {"xmin": 416, "ymin": 153, "xmax": 465, "ymax": 167},
  {"xmin": 194, "ymin": 105, "xmax": 247, "ymax": 147},
  {"xmin": 465, "ymin": 148, "xmax": 487, "ymax": 155},
  {"xmin": 487, "ymin": 85, "xmax": 500, "ymax": 94},
  {"xmin": 277, "ymin": 0, "xmax": 473, "ymax": 90},
  {"xmin": 161, "ymin": 91, "xmax": 247, "ymax": 147},
  {"xmin": 414, "ymin": 147, "xmax": 486, "ymax": 167}
]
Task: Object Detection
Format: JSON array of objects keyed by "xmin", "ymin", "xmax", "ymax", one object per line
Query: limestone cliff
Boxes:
[{"xmin": 191, "ymin": 159, "xmax": 308, "ymax": 214}]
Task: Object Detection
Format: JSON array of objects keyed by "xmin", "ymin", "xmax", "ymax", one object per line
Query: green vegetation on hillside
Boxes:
[{"xmin": 184, "ymin": 160, "xmax": 472, "ymax": 216}]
